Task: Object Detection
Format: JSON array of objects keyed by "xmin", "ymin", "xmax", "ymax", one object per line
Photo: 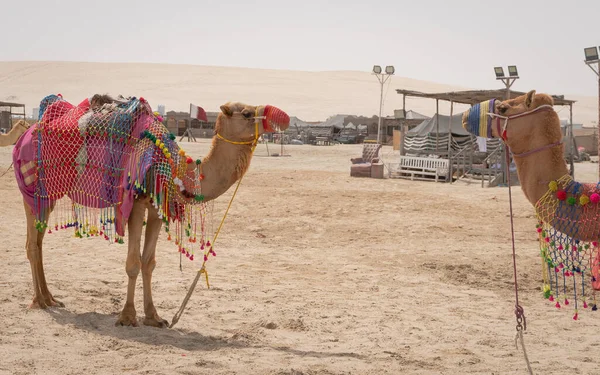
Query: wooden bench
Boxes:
[{"xmin": 388, "ymin": 156, "xmax": 450, "ymax": 182}]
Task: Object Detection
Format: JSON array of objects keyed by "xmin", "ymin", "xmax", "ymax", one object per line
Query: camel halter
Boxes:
[
  {"xmin": 215, "ymin": 108, "xmax": 262, "ymax": 146},
  {"xmin": 487, "ymin": 104, "xmax": 561, "ymax": 158}
]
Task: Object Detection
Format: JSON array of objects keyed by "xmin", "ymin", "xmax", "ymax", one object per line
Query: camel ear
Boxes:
[
  {"xmin": 525, "ymin": 90, "xmax": 536, "ymax": 108},
  {"xmin": 220, "ymin": 105, "xmax": 233, "ymax": 117}
]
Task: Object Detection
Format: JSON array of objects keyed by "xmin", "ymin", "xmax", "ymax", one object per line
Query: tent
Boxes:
[{"xmin": 408, "ymin": 113, "xmax": 470, "ymax": 136}]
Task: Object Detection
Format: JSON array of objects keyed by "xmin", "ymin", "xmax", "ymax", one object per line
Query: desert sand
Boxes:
[
  {"xmin": 0, "ymin": 61, "xmax": 597, "ymax": 124},
  {"xmin": 2, "ymin": 139, "xmax": 600, "ymax": 375}
]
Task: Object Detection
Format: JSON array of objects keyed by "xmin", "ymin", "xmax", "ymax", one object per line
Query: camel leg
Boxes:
[
  {"xmin": 25, "ymin": 201, "xmax": 63, "ymax": 309},
  {"xmin": 115, "ymin": 199, "xmax": 145, "ymax": 327},
  {"xmin": 141, "ymin": 205, "xmax": 168, "ymax": 328}
]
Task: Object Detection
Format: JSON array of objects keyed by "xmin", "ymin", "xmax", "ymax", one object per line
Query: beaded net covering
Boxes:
[
  {"xmin": 535, "ymin": 174, "xmax": 600, "ymax": 319},
  {"xmin": 13, "ymin": 94, "xmax": 210, "ymax": 262}
]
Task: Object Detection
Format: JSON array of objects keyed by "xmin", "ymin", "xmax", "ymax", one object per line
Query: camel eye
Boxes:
[{"xmin": 242, "ymin": 110, "xmax": 252, "ymax": 119}]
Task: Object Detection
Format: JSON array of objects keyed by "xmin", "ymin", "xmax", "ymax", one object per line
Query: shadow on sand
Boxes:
[{"xmin": 47, "ymin": 308, "xmax": 365, "ymax": 360}]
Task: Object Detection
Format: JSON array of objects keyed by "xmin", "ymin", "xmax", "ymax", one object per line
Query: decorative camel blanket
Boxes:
[
  {"xmin": 13, "ymin": 94, "xmax": 210, "ymax": 261},
  {"xmin": 536, "ymin": 174, "xmax": 600, "ymax": 319}
]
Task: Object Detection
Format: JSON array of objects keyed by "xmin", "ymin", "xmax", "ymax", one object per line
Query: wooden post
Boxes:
[
  {"xmin": 435, "ymin": 99, "xmax": 439, "ymax": 153},
  {"xmin": 569, "ymin": 103, "xmax": 575, "ymax": 177},
  {"xmin": 447, "ymin": 101, "xmax": 454, "ymax": 182}
]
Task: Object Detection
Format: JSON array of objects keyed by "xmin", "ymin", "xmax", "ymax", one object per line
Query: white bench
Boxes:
[{"xmin": 388, "ymin": 156, "xmax": 450, "ymax": 182}]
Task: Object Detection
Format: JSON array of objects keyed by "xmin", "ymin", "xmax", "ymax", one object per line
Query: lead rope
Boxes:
[
  {"xmin": 505, "ymin": 145, "xmax": 534, "ymax": 375},
  {"xmin": 170, "ymin": 114, "xmax": 260, "ymax": 329}
]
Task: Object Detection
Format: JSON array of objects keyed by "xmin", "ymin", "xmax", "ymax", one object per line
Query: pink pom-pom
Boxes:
[
  {"xmin": 573, "ymin": 313, "xmax": 578, "ymax": 320},
  {"xmin": 584, "ymin": 301, "xmax": 588, "ymax": 308},
  {"xmin": 591, "ymin": 193, "xmax": 600, "ymax": 204},
  {"xmin": 545, "ymin": 237, "xmax": 550, "ymax": 243},
  {"xmin": 555, "ymin": 302, "xmax": 561, "ymax": 308},
  {"xmin": 565, "ymin": 299, "xmax": 570, "ymax": 305},
  {"xmin": 549, "ymin": 295, "xmax": 554, "ymax": 302},
  {"xmin": 558, "ymin": 245, "xmax": 564, "ymax": 250},
  {"xmin": 204, "ymin": 255, "xmax": 208, "ymax": 262},
  {"xmin": 190, "ymin": 255, "xmax": 194, "ymax": 261},
  {"xmin": 594, "ymin": 242, "xmax": 599, "ymax": 247}
]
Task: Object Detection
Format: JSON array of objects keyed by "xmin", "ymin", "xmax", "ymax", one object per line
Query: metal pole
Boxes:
[{"xmin": 377, "ymin": 74, "xmax": 384, "ymax": 144}]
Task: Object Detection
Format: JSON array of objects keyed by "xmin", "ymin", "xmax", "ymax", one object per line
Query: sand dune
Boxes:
[{"xmin": 0, "ymin": 61, "xmax": 596, "ymax": 124}]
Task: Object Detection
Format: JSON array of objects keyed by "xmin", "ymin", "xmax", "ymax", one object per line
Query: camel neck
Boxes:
[
  {"xmin": 513, "ymin": 144, "xmax": 569, "ymax": 205},
  {"xmin": 199, "ymin": 137, "xmax": 254, "ymax": 201}
]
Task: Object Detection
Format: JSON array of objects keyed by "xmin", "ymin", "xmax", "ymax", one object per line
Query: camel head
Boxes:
[
  {"xmin": 215, "ymin": 102, "xmax": 290, "ymax": 143},
  {"xmin": 462, "ymin": 90, "xmax": 561, "ymax": 153}
]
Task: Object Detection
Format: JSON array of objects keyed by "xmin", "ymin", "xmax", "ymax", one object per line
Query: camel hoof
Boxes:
[
  {"xmin": 115, "ymin": 315, "xmax": 138, "ymax": 327},
  {"xmin": 143, "ymin": 316, "xmax": 169, "ymax": 328},
  {"xmin": 29, "ymin": 296, "xmax": 64, "ymax": 309}
]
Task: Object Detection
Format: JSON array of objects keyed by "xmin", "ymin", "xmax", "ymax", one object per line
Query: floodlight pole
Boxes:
[
  {"xmin": 374, "ymin": 72, "xmax": 393, "ymax": 145},
  {"xmin": 585, "ymin": 60, "xmax": 600, "ymax": 178},
  {"xmin": 497, "ymin": 74, "xmax": 519, "ymax": 185}
]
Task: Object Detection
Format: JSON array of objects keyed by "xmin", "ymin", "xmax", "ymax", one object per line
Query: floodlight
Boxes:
[
  {"xmin": 508, "ymin": 65, "xmax": 518, "ymax": 77},
  {"xmin": 494, "ymin": 67, "xmax": 505, "ymax": 78},
  {"xmin": 584, "ymin": 47, "xmax": 599, "ymax": 62},
  {"xmin": 373, "ymin": 65, "xmax": 382, "ymax": 74},
  {"xmin": 385, "ymin": 65, "xmax": 395, "ymax": 75}
]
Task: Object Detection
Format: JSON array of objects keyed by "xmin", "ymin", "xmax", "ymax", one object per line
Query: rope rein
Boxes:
[
  {"xmin": 170, "ymin": 111, "xmax": 260, "ymax": 329},
  {"xmin": 505, "ymin": 145, "xmax": 534, "ymax": 375}
]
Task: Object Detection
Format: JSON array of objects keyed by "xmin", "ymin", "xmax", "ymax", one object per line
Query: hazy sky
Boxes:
[{"xmin": 1, "ymin": 0, "xmax": 599, "ymax": 97}]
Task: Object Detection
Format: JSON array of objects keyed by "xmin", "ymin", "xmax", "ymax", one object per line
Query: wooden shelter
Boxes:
[
  {"xmin": 395, "ymin": 89, "xmax": 577, "ymax": 185},
  {"xmin": 0, "ymin": 101, "xmax": 26, "ymax": 133}
]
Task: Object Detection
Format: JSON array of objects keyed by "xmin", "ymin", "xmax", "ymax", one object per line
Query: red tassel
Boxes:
[
  {"xmin": 565, "ymin": 299, "xmax": 570, "ymax": 305},
  {"xmin": 555, "ymin": 302, "xmax": 561, "ymax": 308},
  {"xmin": 573, "ymin": 312, "xmax": 578, "ymax": 320},
  {"xmin": 584, "ymin": 301, "xmax": 588, "ymax": 308},
  {"xmin": 549, "ymin": 295, "xmax": 554, "ymax": 302}
]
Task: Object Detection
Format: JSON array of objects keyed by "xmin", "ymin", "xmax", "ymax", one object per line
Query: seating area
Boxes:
[
  {"xmin": 388, "ymin": 155, "xmax": 450, "ymax": 182},
  {"xmin": 350, "ymin": 144, "xmax": 383, "ymax": 178}
]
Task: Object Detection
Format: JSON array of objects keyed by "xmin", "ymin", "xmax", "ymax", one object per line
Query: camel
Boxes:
[
  {"xmin": 461, "ymin": 90, "xmax": 600, "ymax": 315},
  {"xmin": 10, "ymin": 95, "xmax": 289, "ymax": 328},
  {"xmin": 0, "ymin": 120, "xmax": 30, "ymax": 146}
]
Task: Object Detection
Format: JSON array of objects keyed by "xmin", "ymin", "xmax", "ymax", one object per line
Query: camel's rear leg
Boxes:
[
  {"xmin": 141, "ymin": 205, "xmax": 167, "ymax": 328},
  {"xmin": 24, "ymin": 201, "xmax": 63, "ymax": 309}
]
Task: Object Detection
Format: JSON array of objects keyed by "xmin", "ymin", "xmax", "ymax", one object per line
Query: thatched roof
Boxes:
[
  {"xmin": 396, "ymin": 89, "xmax": 576, "ymax": 106},
  {"xmin": 0, "ymin": 101, "xmax": 25, "ymax": 108}
]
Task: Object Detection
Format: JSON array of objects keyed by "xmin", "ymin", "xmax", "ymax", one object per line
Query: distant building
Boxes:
[
  {"xmin": 165, "ymin": 110, "xmax": 219, "ymax": 137},
  {"xmin": 157, "ymin": 104, "xmax": 165, "ymax": 117},
  {"xmin": 32, "ymin": 107, "xmax": 40, "ymax": 120}
]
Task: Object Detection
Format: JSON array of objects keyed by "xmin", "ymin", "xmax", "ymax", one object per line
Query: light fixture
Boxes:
[
  {"xmin": 385, "ymin": 65, "xmax": 395, "ymax": 75},
  {"xmin": 373, "ymin": 65, "xmax": 382, "ymax": 74},
  {"xmin": 508, "ymin": 65, "xmax": 519, "ymax": 77},
  {"xmin": 584, "ymin": 47, "xmax": 599, "ymax": 62},
  {"xmin": 494, "ymin": 67, "xmax": 505, "ymax": 79}
]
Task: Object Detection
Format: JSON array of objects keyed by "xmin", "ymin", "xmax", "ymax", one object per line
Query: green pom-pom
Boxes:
[
  {"xmin": 196, "ymin": 159, "xmax": 201, "ymax": 165},
  {"xmin": 567, "ymin": 196, "xmax": 577, "ymax": 206},
  {"xmin": 194, "ymin": 194, "xmax": 204, "ymax": 202},
  {"xmin": 169, "ymin": 133, "xmax": 176, "ymax": 140}
]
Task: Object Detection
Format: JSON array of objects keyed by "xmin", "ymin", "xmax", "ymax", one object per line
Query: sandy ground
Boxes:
[{"xmin": 2, "ymin": 140, "xmax": 600, "ymax": 375}]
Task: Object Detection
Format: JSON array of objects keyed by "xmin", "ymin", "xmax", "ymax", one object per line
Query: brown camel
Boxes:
[
  {"xmin": 11, "ymin": 98, "xmax": 289, "ymax": 328},
  {"xmin": 462, "ymin": 90, "xmax": 600, "ymax": 314},
  {"xmin": 0, "ymin": 120, "xmax": 30, "ymax": 146}
]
